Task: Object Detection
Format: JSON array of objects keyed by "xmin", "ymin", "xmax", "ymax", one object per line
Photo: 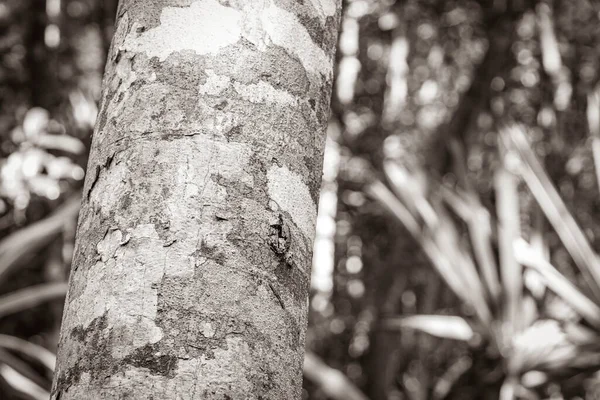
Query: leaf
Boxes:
[
  {"xmin": 368, "ymin": 180, "xmax": 492, "ymax": 326},
  {"xmin": 366, "ymin": 180, "xmax": 421, "ymax": 239},
  {"xmin": 0, "ymin": 195, "xmax": 80, "ymax": 283},
  {"xmin": 521, "ymin": 370, "xmax": 548, "ymax": 388},
  {"xmin": 500, "ymin": 124, "xmax": 600, "ymax": 302},
  {"xmin": 0, "ymin": 283, "xmax": 67, "ymax": 319},
  {"xmin": 0, "ymin": 349, "xmax": 49, "ymax": 393},
  {"xmin": 587, "ymin": 88, "xmax": 600, "ymax": 194},
  {"xmin": 34, "ymin": 134, "xmax": 86, "ymax": 154},
  {"xmin": 433, "ymin": 356, "xmax": 472, "ymax": 400},
  {"xmin": 432, "ymin": 208, "xmax": 492, "ymax": 325},
  {"xmin": 383, "ymin": 315, "xmax": 474, "ymax": 342},
  {"xmin": 0, "ymin": 335, "xmax": 56, "ymax": 371},
  {"xmin": 303, "ymin": 352, "xmax": 370, "ymax": 400},
  {"xmin": 440, "ymin": 184, "xmax": 501, "ymax": 305},
  {"xmin": 499, "ymin": 377, "xmax": 518, "ymax": 400},
  {"xmin": 509, "ymin": 319, "xmax": 571, "ymax": 373},
  {"xmin": 563, "ymin": 323, "xmax": 600, "ymax": 347},
  {"xmin": 0, "ymin": 364, "xmax": 50, "ymax": 400},
  {"xmin": 538, "ymin": 3, "xmax": 561, "ymax": 76},
  {"xmin": 383, "ymin": 161, "xmax": 438, "ymax": 230},
  {"xmin": 514, "ymin": 239, "xmax": 600, "ymax": 330},
  {"xmin": 494, "ymin": 163, "xmax": 523, "ymax": 336}
]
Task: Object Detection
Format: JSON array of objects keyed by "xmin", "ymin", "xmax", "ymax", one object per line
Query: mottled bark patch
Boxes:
[
  {"xmin": 56, "ymin": 313, "xmax": 179, "ymax": 394},
  {"xmin": 273, "ymin": 257, "xmax": 310, "ymax": 306},
  {"xmin": 56, "ymin": 313, "xmax": 110, "ymax": 391},
  {"xmin": 199, "ymin": 240, "xmax": 227, "ymax": 265},
  {"xmin": 119, "ymin": 0, "xmax": 195, "ymax": 32},
  {"xmin": 122, "ymin": 343, "xmax": 178, "ymax": 376},
  {"xmin": 154, "ymin": 275, "xmax": 273, "ymax": 360}
]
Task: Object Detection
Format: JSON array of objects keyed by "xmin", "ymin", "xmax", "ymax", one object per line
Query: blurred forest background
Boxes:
[{"xmin": 2, "ymin": 0, "xmax": 600, "ymax": 399}]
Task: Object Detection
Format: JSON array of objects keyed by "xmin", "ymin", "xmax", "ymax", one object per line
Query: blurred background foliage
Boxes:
[{"xmin": 1, "ymin": 0, "xmax": 600, "ymax": 399}]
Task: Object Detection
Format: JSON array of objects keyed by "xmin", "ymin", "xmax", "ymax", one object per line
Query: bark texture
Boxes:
[{"xmin": 51, "ymin": 0, "xmax": 341, "ymax": 398}]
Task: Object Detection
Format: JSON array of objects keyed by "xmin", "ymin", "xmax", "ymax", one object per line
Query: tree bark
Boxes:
[{"xmin": 51, "ymin": 1, "xmax": 341, "ymax": 398}]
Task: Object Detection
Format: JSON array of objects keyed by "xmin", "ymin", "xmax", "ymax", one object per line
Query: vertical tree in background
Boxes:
[{"xmin": 51, "ymin": 0, "xmax": 341, "ymax": 398}]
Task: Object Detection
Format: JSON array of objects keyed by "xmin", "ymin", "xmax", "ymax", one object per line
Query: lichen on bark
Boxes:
[{"xmin": 51, "ymin": 0, "xmax": 341, "ymax": 399}]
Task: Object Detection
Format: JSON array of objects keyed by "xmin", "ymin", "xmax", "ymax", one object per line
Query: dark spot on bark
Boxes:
[
  {"xmin": 303, "ymin": 154, "xmax": 322, "ymax": 205},
  {"xmin": 239, "ymin": 37, "xmax": 258, "ymax": 50},
  {"xmin": 150, "ymin": 214, "xmax": 178, "ymax": 246},
  {"xmin": 136, "ymin": 25, "xmax": 146, "ymax": 33},
  {"xmin": 200, "ymin": 241, "xmax": 227, "ymax": 265},
  {"xmin": 224, "ymin": 125, "xmax": 243, "ymax": 142},
  {"xmin": 268, "ymin": 214, "xmax": 291, "ymax": 255},
  {"xmin": 214, "ymin": 99, "xmax": 228, "ymax": 110},
  {"xmin": 86, "ymin": 153, "xmax": 115, "ymax": 200},
  {"xmin": 122, "ymin": 343, "xmax": 178, "ymax": 377},
  {"xmin": 308, "ymin": 98, "xmax": 316, "ymax": 110},
  {"xmin": 55, "ymin": 313, "xmax": 110, "ymax": 392},
  {"xmin": 271, "ymin": 157, "xmax": 282, "ymax": 167},
  {"xmin": 86, "ymin": 166, "xmax": 101, "ymax": 200},
  {"xmin": 211, "ymin": 173, "xmax": 253, "ymax": 197},
  {"xmin": 274, "ymin": 255, "xmax": 309, "ymax": 308},
  {"xmin": 246, "ymin": 362, "xmax": 277, "ymax": 397},
  {"xmin": 154, "ymin": 54, "xmax": 204, "ymax": 90},
  {"xmin": 119, "ymin": 193, "xmax": 132, "ymax": 211},
  {"xmin": 268, "ymin": 282, "xmax": 285, "ymax": 309},
  {"xmin": 297, "ymin": 13, "xmax": 324, "ymax": 48}
]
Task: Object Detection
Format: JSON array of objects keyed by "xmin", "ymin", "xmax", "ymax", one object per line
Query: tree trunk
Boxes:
[{"xmin": 51, "ymin": 1, "xmax": 341, "ymax": 398}]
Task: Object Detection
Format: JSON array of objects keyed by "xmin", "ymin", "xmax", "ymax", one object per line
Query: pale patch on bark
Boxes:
[
  {"xmin": 122, "ymin": 1, "xmax": 331, "ymax": 79},
  {"xmin": 199, "ymin": 69, "xmax": 231, "ymax": 96},
  {"xmin": 267, "ymin": 164, "xmax": 317, "ymax": 241},
  {"xmin": 199, "ymin": 322, "xmax": 216, "ymax": 338},
  {"xmin": 199, "ymin": 69, "xmax": 296, "ymax": 105},
  {"xmin": 310, "ymin": 0, "xmax": 338, "ymax": 17},
  {"xmin": 123, "ymin": 0, "xmax": 243, "ymax": 61},
  {"xmin": 261, "ymin": 4, "xmax": 333, "ymax": 77},
  {"xmin": 69, "ymin": 224, "xmax": 165, "ymax": 357},
  {"xmin": 233, "ymin": 81, "xmax": 296, "ymax": 105}
]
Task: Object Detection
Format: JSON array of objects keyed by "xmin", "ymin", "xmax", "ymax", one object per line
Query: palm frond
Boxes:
[
  {"xmin": 587, "ymin": 88, "xmax": 600, "ymax": 193},
  {"xmin": 383, "ymin": 315, "xmax": 474, "ymax": 342},
  {"xmin": 0, "ymin": 195, "xmax": 80, "ymax": 283},
  {"xmin": 514, "ymin": 239, "xmax": 600, "ymax": 330},
  {"xmin": 0, "ymin": 283, "xmax": 67, "ymax": 319},
  {"xmin": 494, "ymin": 162, "xmax": 523, "ymax": 338},
  {"xmin": 0, "ymin": 335, "xmax": 55, "ymax": 371},
  {"xmin": 500, "ymin": 124, "xmax": 600, "ymax": 302},
  {"xmin": 0, "ymin": 364, "xmax": 50, "ymax": 400}
]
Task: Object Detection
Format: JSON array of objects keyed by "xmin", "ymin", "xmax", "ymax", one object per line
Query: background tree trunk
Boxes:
[{"xmin": 51, "ymin": 1, "xmax": 341, "ymax": 398}]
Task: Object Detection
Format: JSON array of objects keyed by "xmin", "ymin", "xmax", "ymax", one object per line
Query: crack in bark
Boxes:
[
  {"xmin": 268, "ymin": 282, "xmax": 285, "ymax": 309},
  {"xmin": 86, "ymin": 152, "xmax": 116, "ymax": 200}
]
